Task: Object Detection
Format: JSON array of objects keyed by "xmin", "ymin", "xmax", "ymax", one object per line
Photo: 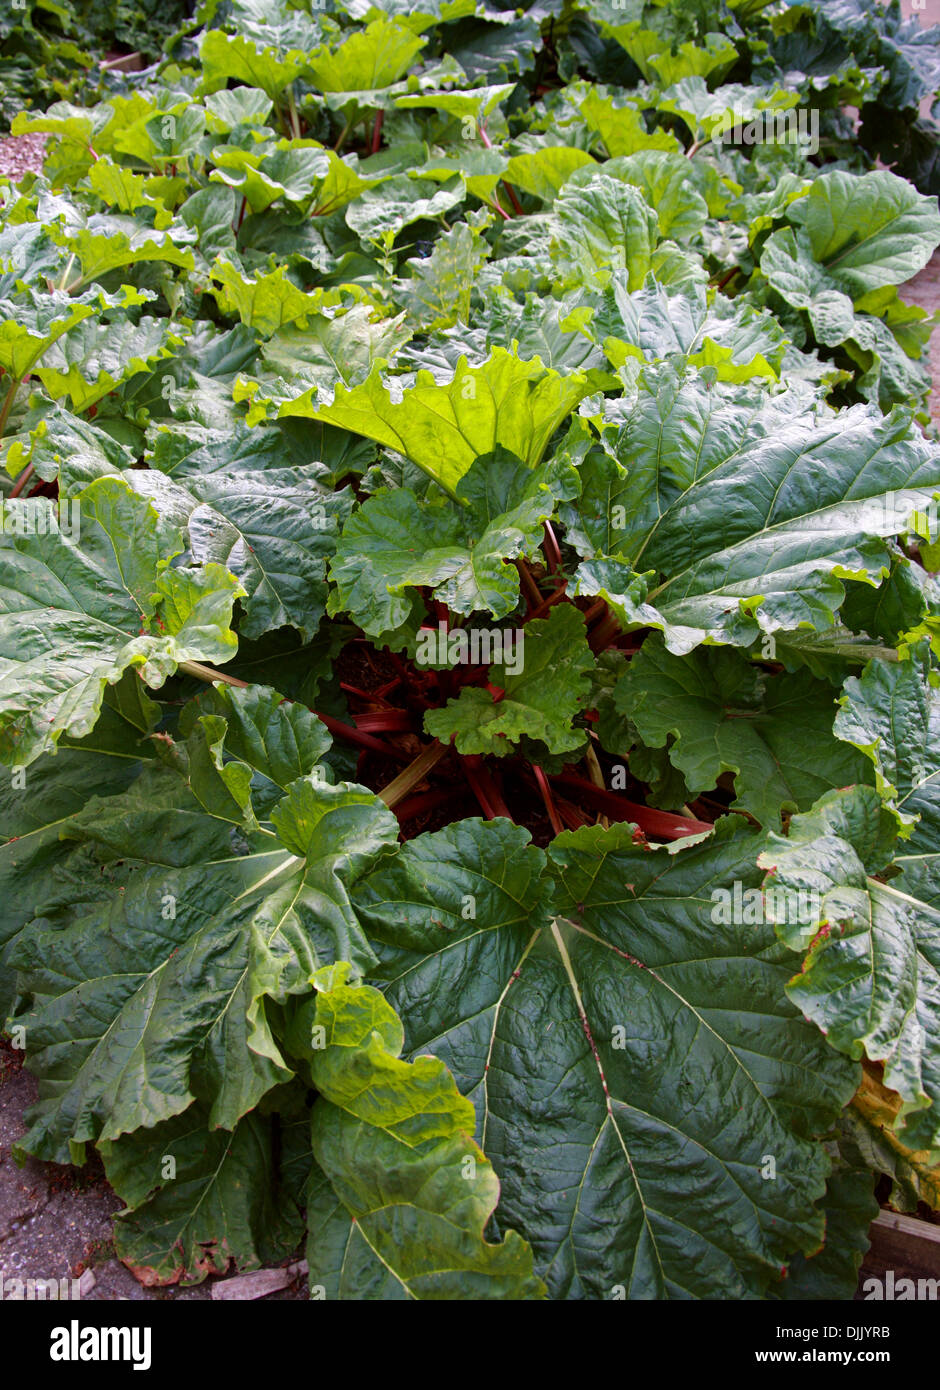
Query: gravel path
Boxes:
[
  {"xmin": 0, "ymin": 133, "xmax": 46, "ymax": 183},
  {"xmin": 0, "ymin": 1045, "xmax": 306, "ymax": 1301},
  {"xmin": 903, "ymin": 252, "xmax": 940, "ymax": 425}
]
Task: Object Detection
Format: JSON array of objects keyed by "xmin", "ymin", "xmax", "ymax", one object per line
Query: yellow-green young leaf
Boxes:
[
  {"xmin": 0, "ymin": 281, "xmax": 148, "ymax": 383},
  {"xmin": 552, "ymin": 172, "xmax": 661, "ymax": 289},
  {"xmin": 394, "ymin": 83, "xmax": 516, "ymax": 122},
  {"xmin": 85, "ymin": 157, "xmax": 174, "ymax": 227},
  {"xmin": 59, "ymin": 217, "xmax": 197, "ymax": 284},
  {"xmin": 581, "ymin": 90, "xmax": 681, "ymax": 158},
  {"xmin": 306, "ymin": 19, "xmax": 426, "ymax": 92},
  {"xmin": 33, "ymin": 316, "xmax": 182, "ymax": 412},
  {"xmin": 398, "ymin": 219, "xmax": 490, "ymax": 330},
  {"xmin": 600, "ymin": 150, "xmax": 709, "ymax": 242},
  {"xmin": 297, "ymin": 962, "xmax": 545, "ymax": 1300},
  {"xmin": 309, "ymin": 149, "xmax": 385, "ymax": 217},
  {"xmin": 199, "ymin": 28, "xmax": 311, "ymax": 100},
  {"xmin": 503, "ymin": 147, "xmax": 596, "ymax": 203},
  {"xmin": 209, "ymin": 141, "xmax": 333, "ymax": 213},
  {"xmin": 209, "ymin": 257, "xmax": 331, "ymax": 337},
  {"xmin": 260, "ymin": 348, "xmax": 592, "ymax": 497},
  {"xmin": 11, "ymin": 103, "xmax": 100, "ymax": 146},
  {"xmin": 203, "ymin": 87, "xmax": 274, "ymax": 133},
  {"xmin": 686, "ymin": 338, "xmax": 777, "ymax": 381},
  {"xmin": 0, "ymin": 293, "xmax": 98, "ymax": 380},
  {"xmin": 647, "ymin": 34, "xmax": 738, "ymax": 86}
]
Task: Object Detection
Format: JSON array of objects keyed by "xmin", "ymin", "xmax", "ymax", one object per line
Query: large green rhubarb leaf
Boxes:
[
  {"xmin": 11, "ymin": 728, "xmax": 399, "ymax": 1161},
  {"xmin": 328, "ymin": 450, "xmax": 572, "ymax": 633},
  {"xmin": 759, "ymin": 785, "xmax": 940, "ymax": 1156},
  {"xmin": 199, "ymin": 28, "xmax": 312, "ymax": 100},
  {"xmin": 33, "ymin": 316, "xmax": 182, "ymax": 413},
  {"xmin": 296, "ymin": 963, "xmax": 545, "ymax": 1300},
  {"xmin": 127, "ymin": 465, "xmax": 355, "ymax": 641},
  {"xmin": 179, "ymin": 682, "xmax": 331, "ymax": 816},
  {"xmin": 306, "ymin": 19, "xmax": 426, "ymax": 93},
  {"xmin": 0, "ymin": 477, "xmax": 244, "ymax": 767},
  {"xmin": 236, "ymin": 308, "xmax": 412, "ymax": 412},
  {"xmin": 353, "ymin": 816, "xmax": 552, "ymax": 1093},
  {"xmin": 101, "ymin": 1103, "xmax": 304, "ymax": 1286},
  {"xmin": 573, "ymin": 274, "xmax": 785, "ymax": 381},
  {"xmin": 784, "ymin": 169, "xmax": 940, "ymax": 298},
  {"xmin": 253, "ymin": 349, "xmax": 590, "ymax": 497},
  {"xmin": 655, "ymin": 79, "xmax": 799, "ymax": 146},
  {"xmin": 573, "ymin": 366, "xmax": 940, "ymax": 653},
  {"xmin": 616, "ymin": 637, "xmax": 871, "ymax": 826},
  {"xmin": 769, "ymin": 1140, "xmax": 878, "ymax": 1300},
  {"xmin": 354, "ymin": 816, "xmax": 858, "ymax": 1297},
  {"xmin": 345, "ymin": 175, "xmax": 466, "ymax": 243},
  {"xmin": 0, "ymin": 674, "xmax": 160, "ymax": 1022}
]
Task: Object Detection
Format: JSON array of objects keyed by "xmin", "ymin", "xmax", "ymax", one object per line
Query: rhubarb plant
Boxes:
[{"xmin": 1, "ymin": 0, "xmax": 940, "ymax": 1301}]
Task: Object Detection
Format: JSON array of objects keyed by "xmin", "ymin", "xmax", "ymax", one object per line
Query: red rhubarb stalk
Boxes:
[
  {"xmin": 533, "ymin": 765, "xmax": 565, "ymax": 837},
  {"xmin": 549, "ymin": 773, "xmax": 712, "ymax": 840},
  {"xmin": 314, "ymin": 711, "xmax": 412, "ymax": 761},
  {"xmin": 542, "ymin": 521, "xmax": 562, "ymax": 573},
  {"xmin": 462, "ymin": 759, "xmax": 513, "ymax": 820}
]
